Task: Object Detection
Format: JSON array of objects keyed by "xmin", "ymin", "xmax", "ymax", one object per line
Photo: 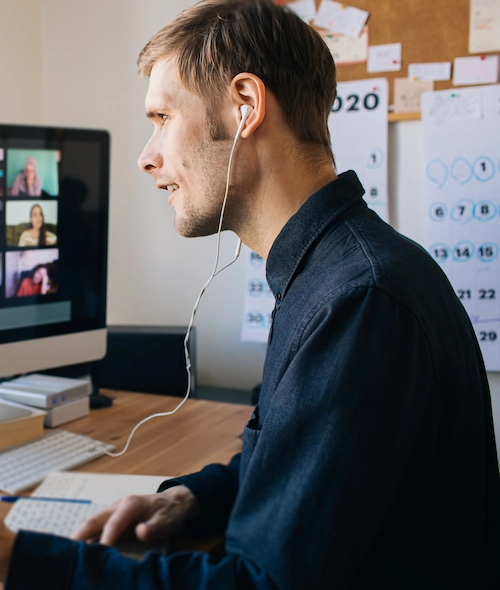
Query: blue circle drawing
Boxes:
[
  {"xmin": 429, "ymin": 202, "xmax": 447, "ymax": 221},
  {"xmin": 451, "ymin": 199, "xmax": 474, "ymax": 224},
  {"xmin": 248, "ymin": 280, "xmax": 266, "ymax": 297},
  {"xmin": 473, "ymin": 200, "xmax": 496, "ymax": 222},
  {"xmin": 450, "ymin": 157, "xmax": 473, "ymax": 185},
  {"xmin": 367, "ymin": 149, "xmax": 384, "ymax": 169},
  {"xmin": 246, "ymin": 310, "xmax": 265, "ymax": 328},
  {"xmin": 429, "ymin": 243, "xmax": 450, "ymax": 264},
  {"xmin": 473, "ymin": 156, "xmax": 495, "ymax": 182},
  {"xmin": 452, "ymin": 240, "xmax": 475, "ymax": 262},
  {"xmin": 249, "ymin": 251, "xmax": 264, "ymax": 267},
  {"xmin": 426, "ymin": 159, "xmax": 448, "ymax": 189},
  {"xmin": 476, "ymin": 242, "xmax": 499, "ymax": 263}
]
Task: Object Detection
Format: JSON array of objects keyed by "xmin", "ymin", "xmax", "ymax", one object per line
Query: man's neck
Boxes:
[{"xmin": 238, "ymin": 160, "xmax": 337, "ymax": 259}]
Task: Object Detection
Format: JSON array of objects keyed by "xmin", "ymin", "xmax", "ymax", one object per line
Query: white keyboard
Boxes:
[{"xmin": 0, "ymin": 430, "xmax": 116, "ymax": 494}]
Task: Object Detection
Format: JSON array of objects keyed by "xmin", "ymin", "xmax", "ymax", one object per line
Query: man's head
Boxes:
[{"xmin": 138, "ymin": 0, "xmax": 336, "ymax": 159}]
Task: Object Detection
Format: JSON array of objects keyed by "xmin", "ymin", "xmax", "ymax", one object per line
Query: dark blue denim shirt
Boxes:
[{"xmin": 7, "ymin": 171, "xmax": 500, "ymax": 589}]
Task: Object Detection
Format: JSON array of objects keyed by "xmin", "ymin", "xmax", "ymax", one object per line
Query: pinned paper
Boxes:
[
  {"xmin": 408, "ymin": 62, "xmax": 452, "ymax": 82},
  {"xmin": 394, "ymin": 78, "xmax": 434, "ymax": 113},
  {"xmin": 287, "ymin": 0, "xmax": 317, "ymax": 23},
  {"xmin": 367, "ymin": 43, "xmax": 402, "ymax": 73},
  {"xmin": 453, "ymin": 55, "xmax": 499, "ymax": 86},
  {"xmin": 314, "ymin": 1, "xmax": 369, "ymax": 39},
  {"xmin": 427, "ymin": 90, "xmax": 483, "ymax": 125},
  {"xmin": 321, "ymin": 26, "xmax": 368, "ymax": 65},
  {"xmin": 469, "ymin": 0, "xmax": 500, "ymax": 53}
]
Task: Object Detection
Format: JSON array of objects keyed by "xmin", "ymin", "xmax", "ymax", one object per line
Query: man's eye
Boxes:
[{"xmin": 161, "ymin": 114, "xmax": 169, "ymax": 125}]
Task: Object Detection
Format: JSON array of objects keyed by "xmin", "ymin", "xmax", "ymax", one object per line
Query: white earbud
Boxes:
[
  {"xmin": 235, "ymin": 105, "xmax": 252, "ymax": 141},
  {"xmin": 240, "ymin": 104, "xmax": 252, "ymax": 123}
]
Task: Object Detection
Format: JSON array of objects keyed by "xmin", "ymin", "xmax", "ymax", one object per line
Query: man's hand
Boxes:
[
  {"xmin": 0, "ymin": 519, "xmax": 16, "ymax": 582},
  {"xmin": 72, "ymin": 485, "xmax": 200, "ymax": 547}
]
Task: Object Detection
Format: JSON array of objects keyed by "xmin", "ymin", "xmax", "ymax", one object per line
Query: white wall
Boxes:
[
  {"xmin": 0, "ymin": 0, "xmax": 44, "ymax": 124},
  {"xmin": 1, "ymin": 1, "xmax": 499, "ymax": 454},
  {"xmin": 39, "ymin": 0, "xmax": 268, "ymax": 391}
]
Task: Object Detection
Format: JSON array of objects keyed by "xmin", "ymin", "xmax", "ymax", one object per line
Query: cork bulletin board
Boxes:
[{"xmin": 282, "ymin": 0, "xmax": 492, "ymax": 120}]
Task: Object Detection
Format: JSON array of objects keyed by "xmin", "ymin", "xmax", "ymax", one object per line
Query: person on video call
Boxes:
[
  {"xmin": 1, "ymin": 1, "xmax": 499, "ymax": 588},
  {"xmin": 16, "ymin": 264, "xmax": 51, "ymax": 297},
  {"xmin": 10, "ymin": 156, "xmax": 43, "ymax": 197},
  {"xmin": 18, "ymin": 204, "xmax": 57, "ymax": 247}
]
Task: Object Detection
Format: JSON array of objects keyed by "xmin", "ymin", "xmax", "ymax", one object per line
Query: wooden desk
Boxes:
[{"xmin": 0, "ymin": 389, "xmax": 252, "ymax": 527}]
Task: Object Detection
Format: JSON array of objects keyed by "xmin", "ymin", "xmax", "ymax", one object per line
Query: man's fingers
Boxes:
[
  {"xmin": 98, "ymin": 496, "xmax": 145, "ymax": 546},
  {"xmin": 71, "ymin": 507, "xmax": 114, "ymax": 542},
  {"xmin": 134, "ymin": 509, "xmax": 174, "ymax": 543}
]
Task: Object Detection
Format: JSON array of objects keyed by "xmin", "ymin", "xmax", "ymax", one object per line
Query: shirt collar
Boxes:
[{"xmin": 266, "ymin": 170, "xmax": 365, "ymax": 301}]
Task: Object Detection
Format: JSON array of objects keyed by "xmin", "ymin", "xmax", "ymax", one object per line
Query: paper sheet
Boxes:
[
  {"xmin": 328, "ymin": 78, "xmax": 389, "ymax": 222},
  {"xmin": 240, "ymin": 246, "xmax": 274, "ymax": 343},
  {"xmin": 422, "ymin": 84, "xmax": 500, "ymax": 371},
  {"xmin": 33, "ymin": 471, "xmax": 170, "ymax": 504},
  {"xmin": 321, "ymin": 26, "xmax": 368, "ymax": 65},
  {"xmin": 287, "ymin": 0, "xmax": 317, "ymax": 23},
  {"xmin": 453, "ymin": 55, "xmax": 499, "ymax": 86},
  {"xmin": 314, "ymin": 1, "xmax": 369, "ymax": 38},
  {"xmin": 367, "ymin": 43, "xmax": 402, "ymax": 73},
  {"xmin": 394, "ymin": 78, "xmax": 434, "ymax": 113},
  {"xmin": 469, "ymin": 0, "xmax": 500, "ymax": 53},
  {"xmin": 408, "ymin": 62, "xmax": 452, "ymax": 82}
]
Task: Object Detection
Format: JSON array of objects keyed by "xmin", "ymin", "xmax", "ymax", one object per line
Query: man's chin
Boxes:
[{"xmin": 174, "ymin": 217, "xmax": 218, "ymax": 239}]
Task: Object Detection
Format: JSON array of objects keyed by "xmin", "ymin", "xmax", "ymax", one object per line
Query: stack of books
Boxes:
[{"xmin": 0, "ymin": 374, "xmax": 92, "ymax": 428}]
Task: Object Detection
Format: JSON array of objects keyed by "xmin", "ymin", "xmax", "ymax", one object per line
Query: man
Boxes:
[{"xmin": 1, "ymin": 1, "xmax": 499, "ymax": 588}]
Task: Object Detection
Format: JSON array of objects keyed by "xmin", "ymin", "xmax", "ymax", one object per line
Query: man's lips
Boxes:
[{"xmin": 156, "ymin": 183, "xmax": 180, "ymax": 205}]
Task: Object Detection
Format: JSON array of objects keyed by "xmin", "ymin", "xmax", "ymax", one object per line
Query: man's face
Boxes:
[{"xmin": 138, "ymin": 57, "xmax": 235, "ymax": 238}]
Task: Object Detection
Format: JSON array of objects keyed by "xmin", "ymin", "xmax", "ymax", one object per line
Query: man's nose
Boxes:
[{"xmin": 138, "ymin": 138, "xmax": 162, "ymax": 174}]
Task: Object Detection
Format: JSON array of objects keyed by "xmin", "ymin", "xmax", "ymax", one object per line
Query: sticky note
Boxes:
[
  {"xmin": 367, "ymin": 43, "xmax": 402, "ymax": 73},
  {"xmin": 453, "ymin": 55, "xmax": 499, "ymax": 86},
  {"xmin": 408, "ymin": 62, "xmax": 452, "ymax": 82}
]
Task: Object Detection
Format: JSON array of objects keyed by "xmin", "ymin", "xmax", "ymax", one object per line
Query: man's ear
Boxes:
[{"xmin": 230, "ymin": 73, "xmax": 266, "ymax": 138}]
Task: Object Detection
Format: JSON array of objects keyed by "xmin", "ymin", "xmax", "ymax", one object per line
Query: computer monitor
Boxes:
[{"xmin": 0, "ymin": 124, "xmax": 109, "ymax": 379}]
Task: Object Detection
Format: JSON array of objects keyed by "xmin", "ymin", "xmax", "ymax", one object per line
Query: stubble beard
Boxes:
[{"xmin": 174, "ymin": 108, "xmax": 234, "ymax": 238}]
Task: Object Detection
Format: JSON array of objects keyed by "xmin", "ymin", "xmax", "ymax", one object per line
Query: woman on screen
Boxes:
[
  {"xmin": 18, "ymin": 204, "xmax": 57, "ymax": 247},
  {"xmin": 16, "ymin": 264, "xmax": 52, "ymax": 297},
  {"xmin": 11, "ymin": 157, "xmax": 43, "ymax": 196}
]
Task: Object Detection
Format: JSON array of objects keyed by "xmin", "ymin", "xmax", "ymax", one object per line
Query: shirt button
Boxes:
[{"xmin": 276, "ymin": 292, "xmax": 282, "ymax": 301}]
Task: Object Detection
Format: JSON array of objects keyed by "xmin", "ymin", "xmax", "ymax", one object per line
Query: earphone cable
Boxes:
[{"xmin": 105, "ymin": 115, "xmax": 246, "ymax": 458}]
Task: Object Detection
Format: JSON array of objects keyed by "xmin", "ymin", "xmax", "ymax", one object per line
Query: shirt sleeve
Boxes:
[{"xmin": 157, "ymin": 452, "xmax": 241, "ymax": 536}]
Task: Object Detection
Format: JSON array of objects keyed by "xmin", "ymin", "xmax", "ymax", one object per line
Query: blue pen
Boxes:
[{"xmin": 1, "ymin": 496, "xmax": 92, "ymax": 504}]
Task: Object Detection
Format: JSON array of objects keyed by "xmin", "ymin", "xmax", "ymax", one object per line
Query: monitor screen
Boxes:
[{"xmin": 0, "ymin": 124, "xmax": 109, "ymax": 378}]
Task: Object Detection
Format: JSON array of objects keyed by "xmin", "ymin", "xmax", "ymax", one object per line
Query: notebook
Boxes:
[{"xmin": 5, "ymin": 471, "xmax": 172, "ymax": 559}]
